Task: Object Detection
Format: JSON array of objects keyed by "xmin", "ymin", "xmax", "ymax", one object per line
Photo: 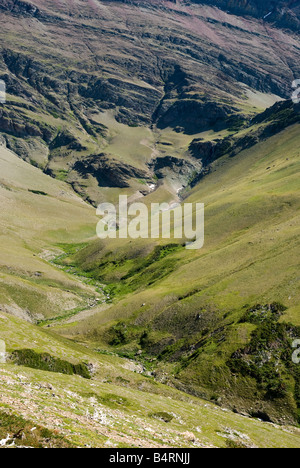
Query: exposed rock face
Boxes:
[
  {"xmin": 0, "ymin": 108, "xmax": 54, "ymax": 141},
  {"xmin": 149, "ymin": 155, "xmax": 201, "ymax": 184},
  {"xmin": 157, "ymin": 100, "xmax": 235, "ymax": 135},
  {"xmin": 73, "ymin": 154, "xmax": 151, "ymax": 189},
  {"xmin": 189, "ymin": 100, "xmax": 300, "ymax": 170},
  {"xmin": 0, "ymin": 0, "xmax": 39, "ymax": 16},
  {"xmin": 189, "ymin": 139, "xmax": 229, "ymax": 165},
  {"xmin": 101, "ymin": 0, "xmax": 300, "ymax": 31},
  {"xmin": 1, "ymin": 0, "xmax": 299, "ymax": 123},
  {"xmin": 193, "ymin": 0, "xmax": 300, "ymax": 31}
]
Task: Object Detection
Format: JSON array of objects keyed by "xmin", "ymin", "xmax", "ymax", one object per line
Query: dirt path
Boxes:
[{"xmin": 63, "ymin": 303, "xmax": 111, "ymax": 324}]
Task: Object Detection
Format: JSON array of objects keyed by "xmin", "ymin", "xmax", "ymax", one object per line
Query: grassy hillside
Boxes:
[
  {"xmin": 0, "ymin": 0, "xmax": 300, "ymax": 449},
  {"xmin": 2, "ymin": 312, "xmax": 300, "ymax": 448},
  {"xmin": 0, "ymin": 117, "xmax": 299, "ymax": 446},
  {"xmin": 0, "ymin": 143, "xmax": 103, "ymax": 322},
  {"xmin": 50, "ymin": 121, "xmax": 300, "ymax": 424}
]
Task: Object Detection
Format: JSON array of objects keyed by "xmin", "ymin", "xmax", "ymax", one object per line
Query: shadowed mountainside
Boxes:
[
  {"xmin": 192, "ymin": 0, "xmax": 300, "ymax": 31},
  {"xmin": 0, "ymin": 0, "xmax": 300, "ymax": 203}
]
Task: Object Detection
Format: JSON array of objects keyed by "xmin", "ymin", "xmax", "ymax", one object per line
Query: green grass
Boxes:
[
  {"xmin": 0, "ymin": 410, "xmax": 73, "ymax": 448},
  {"xmin": 51, "ymin": 123, "xmax": 300, "ymax": 424},
  {"xmin": 2, "ymin": 307, "xmax": 300, "ymax": 447},
  {"xmin": 0, "ymin": 85, "xmax": 300, "ymax": 444},
  {"xmin": 2, "ymin": 359, "xmax": 300, "ymax": 448},
  {"xmin": 0, "ymin": 146, "xmax": 100, "ymax": 320},
  {"xmin": 11, "ymin": 349, "xmax": 91, "ymax": 379}
]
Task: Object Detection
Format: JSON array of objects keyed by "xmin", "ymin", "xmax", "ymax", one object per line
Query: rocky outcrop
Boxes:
[
  {"xmin": 189, "ymin": 139, "xmax": 231, "ymax": 165},
  {"xmin": 1, "ymin": 0, "xmax": 299, "ymax": 134},
  {"xmin": 192, "ymin": 0, "xmax": 300, "ymax": 31},
  {"xmin": 189, "ymin": 101, "xmax": 300, "ymax": 172},
  {"xmin": 73, "ymin": 154, "xmax": 151, "ymax": 189},
  {"xmin": 149, "ymin": 155, "xmax": 201, "ymax": 182},
  {"xmin": 49, "ymin": 130, "xmax": 86, "ymax": 152},
  {"xmin": 0, "ymin": 108, "xmax": 54, "ymax": 142},
  {"xmin": 157, "ymin": 100, "xmax": 237, "ymax": 134},
  {"xmin": 0, "ymin": 0, "xmax": 299, "ymax": 199},
  {"xmin": 0, "ymin": 0, "xmax": 39, "ymax": 17},
  {"xmin": 78, "ymin": 75, "xmax": 162, "ymax": 127}
]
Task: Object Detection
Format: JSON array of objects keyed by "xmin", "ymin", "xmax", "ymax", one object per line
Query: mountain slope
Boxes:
[
  {"xmin": 194, "ymin": 0, "xmax": 300, "ymax": 31},
  {"xmin": 1, "ymin": 0, "xmax": 300, "ymax": 203},
  {"xmin": 1, "ymin": 136, "xmax": 298, "ymax": 447},
  {"xmin": 0, "ymin": 142, "xmax": 102, "ymax": 321},
  {"xmin": 0, "ymin": 0, "xmax": 300, "ymax": 448},
  {"xmin": 51, "ymin": 116, "xmax": 300, "ymax": 425},
  {"xmin": 2, "ymin": 311, "xmax": 300, "ymax": 448}
]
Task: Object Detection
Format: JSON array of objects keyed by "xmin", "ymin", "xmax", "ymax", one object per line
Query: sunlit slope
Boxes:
[
  {"xmin": 0, "ymin": 144, "xmax": 99, "ymax": 320},
  {"xmin": 59, "ymin": 122, "xmax": 300, "ymax": 331},
  {"xmin": 1, "ymin": 312, "xmax": 300, "ymax": 448},
  {"xmin": 53, "ymin": 123, "xmax": 300, "ymax": 423},
  {"xmin": 171, "ymin": 123, "xmax": 300, "ymax": 311}
]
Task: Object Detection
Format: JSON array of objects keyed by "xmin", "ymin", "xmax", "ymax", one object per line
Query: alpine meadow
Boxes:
[{"xmin": 0, "ymin": 0, "xmax": 300, "ymax": 451}]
